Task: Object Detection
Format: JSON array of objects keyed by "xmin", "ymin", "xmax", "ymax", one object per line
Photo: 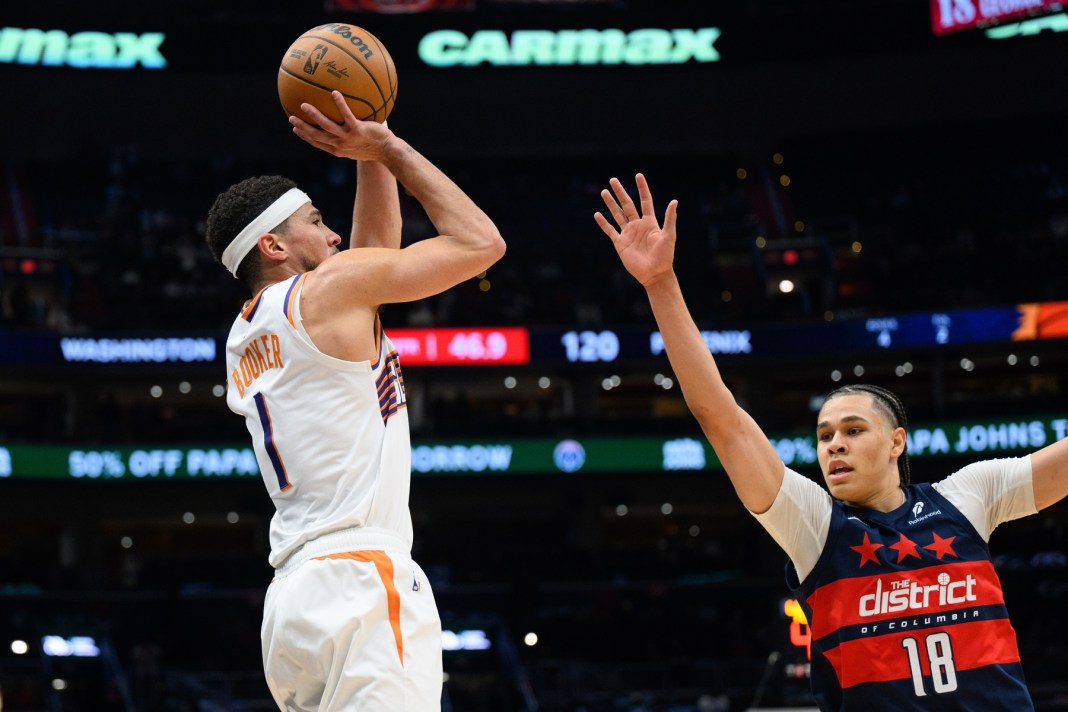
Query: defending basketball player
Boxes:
[
  {"xmin": 595, "ymin": 173, "xmax": 1068, "ymax": 710},
  {"xmin": 205, "ymin": 91, "xmax": 504, "ymax": 711}
]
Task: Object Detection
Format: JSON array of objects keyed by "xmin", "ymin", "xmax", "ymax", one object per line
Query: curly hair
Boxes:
[
  {"xmin": 824, "ymin": 383, "xmax": 911, "ymax": 486},
  {"xmin": 205, "ymin": 175, "xmax": 298, "ymax": 290}
]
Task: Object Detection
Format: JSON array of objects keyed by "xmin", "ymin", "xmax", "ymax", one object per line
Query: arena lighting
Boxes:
[
  {"xmin": 60, "ymin": 336, "xmax": 216, "ymax": 364},
  {"xmin": 441, "ymin": 629, "xmax": 491, "ymax": 651},
  {"xmin": 6, "ymin": 301, "xmax": 1065, "ymax": 367},
  {"xmin": 650, "ymin": 328, "xmax": 752, "ymax": 356},
  {"xmin": 783, "ymin": 598, "xmax": 812, "ymax": 660},
  {"xmin": 663, "ymin": 438, "xmax": 705, "ymax": 470},
  {"xmin": 418, "ymin": 27, "xmax": 721, "ymax": 67},
  {"xmin": 0, "ymin": 27, "xmax": 166, "ymax": 68},
  {"xmin": 5, "ymin": 419, "xmax": 1066, "ymax": 481},
  {"xmin": 562, "ymin": 329, "xmax": 620, "ymax": 362},
  {"xmin": 931, "ymin": 0, "xmax": 1064, "ymax": 35},
  {"xmin": 42, "ymin": 635, "xmax": 100, "ymax": 658},
  {"xmin": 986, "ymin": 11, "xmax": 1068, "ymax": 37},
  {"xmin": 387, "ymin": 327, "xmax": 528, "ymax": 365}
]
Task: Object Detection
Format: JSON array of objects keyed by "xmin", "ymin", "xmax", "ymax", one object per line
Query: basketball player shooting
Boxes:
[
  {"xmin": 595, "ymin": 173, "xmax": 1068, "ymax": 711},
  {"xmin": 205, "ymin": 91, "xmax": 505, "ymax": 711}
]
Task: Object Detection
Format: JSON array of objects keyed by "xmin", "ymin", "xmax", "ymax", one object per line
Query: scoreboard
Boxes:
[{"xmin": 2, "ymin": 301, "xmax": 1065, "ymax": 367}]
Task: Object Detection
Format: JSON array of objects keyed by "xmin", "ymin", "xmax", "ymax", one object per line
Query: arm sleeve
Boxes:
[
  {"xmin": 750, "ymin": 466, "xmax": 834, "ymax": 583},
  {"xmin": 932, "ymin": 456, "xmax": 1036, "ymax": 542}
]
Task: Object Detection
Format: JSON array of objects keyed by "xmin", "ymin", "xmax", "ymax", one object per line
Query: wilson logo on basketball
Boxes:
[
  {"xmin": 278, "ymin": 22, "xmax": 397, "ymax": 124},
  {"xmin": 303, "ymin": 45, "xmax": 328, "ymax": 74},
  {"xmin": 311, "ymin": 23, "xmax": 374, "ymax": 60}
]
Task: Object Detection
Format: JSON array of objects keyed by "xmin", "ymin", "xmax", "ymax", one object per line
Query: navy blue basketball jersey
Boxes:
[{"xmin": 788, "ymin": 482, "xmax": 1033, "ymax": 711}]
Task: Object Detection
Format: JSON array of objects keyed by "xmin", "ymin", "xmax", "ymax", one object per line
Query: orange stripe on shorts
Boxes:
[{"xmin": 314, "ymin": 550, "xmax": 403, "ymax": 666}]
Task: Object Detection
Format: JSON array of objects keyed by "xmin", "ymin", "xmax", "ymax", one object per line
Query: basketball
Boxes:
[{"xmin": 277, "ymin": 23, "xmax": 397, "ymax": 125}]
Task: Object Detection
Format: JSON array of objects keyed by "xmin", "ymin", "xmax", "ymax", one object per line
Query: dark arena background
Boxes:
[{"xmin": 2, "ymin": 0, "xmax": 1068, "ymax": 710}]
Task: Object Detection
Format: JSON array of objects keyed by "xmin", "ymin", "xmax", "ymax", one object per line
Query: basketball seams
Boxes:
[
  {"xmin": 278, "ymin": 65, "xmax": 376, "ymax": 117},
  {"xmin": 365, "ymin": 35, "xmax": 396, "ymax": 95},
  {"xmin": 293, "ymin": 33, "xmax": 389, "ymax": 109},
  {"xmin": 364, "ymin": 35, "xmax": 397, "ymax": 117},
  {"xmin": 278, "ymin": 26, "xmax": 396, "ymax": 123}
]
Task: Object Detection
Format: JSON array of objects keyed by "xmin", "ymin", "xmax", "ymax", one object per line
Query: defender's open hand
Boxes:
[{"xmin": 594, "ymin": 173, "xmax": 678, "ymax": 288}]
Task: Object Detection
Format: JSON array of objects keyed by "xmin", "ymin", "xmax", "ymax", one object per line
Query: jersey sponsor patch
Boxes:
[{"xmin": 808, "ymin": 560, "xmax": 1006, "ymax": 638}]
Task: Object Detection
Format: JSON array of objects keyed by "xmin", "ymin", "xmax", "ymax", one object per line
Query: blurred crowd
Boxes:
[{"xmin": 3, "ymin": 129, "xmax": 1066, "ymax": 334}]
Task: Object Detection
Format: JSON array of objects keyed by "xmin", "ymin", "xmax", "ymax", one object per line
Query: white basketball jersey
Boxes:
[{"xmin": 225, "ymin": 274, "xmax": 413, "ymax": 568}]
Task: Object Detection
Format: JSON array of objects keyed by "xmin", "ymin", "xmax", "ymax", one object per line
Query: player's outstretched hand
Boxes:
[
  {"xmin": 289, "ymin": 90, "xmax": 394, "ymax": 162},
  {"xmin": 594, "ymin": 173, "xmax": 678, "ymax": 287}
]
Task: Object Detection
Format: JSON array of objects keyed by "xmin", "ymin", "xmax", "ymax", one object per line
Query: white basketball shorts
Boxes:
[{"xmin": 261, "ymin": 533, "xmax": 442, "ymax": 711}]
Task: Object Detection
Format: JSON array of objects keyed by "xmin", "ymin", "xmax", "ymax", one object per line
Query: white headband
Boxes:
[{"xmin": 221, "ymin": 188, "xmax": 311, "ymax": 277}]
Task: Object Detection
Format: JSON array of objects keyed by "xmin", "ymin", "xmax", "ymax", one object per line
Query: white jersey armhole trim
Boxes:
[
  {"xmin": 286, "ymin": 274, "xmax": 373, "ymax": 373},
  {"xmin": 751, "ymin": 465, "xmax": 833, "ymax": 583}
]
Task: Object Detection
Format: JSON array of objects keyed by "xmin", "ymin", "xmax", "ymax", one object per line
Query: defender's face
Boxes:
[{"xmin": 816, "ymin": 394, "xmax": 903, "ymax": 506}]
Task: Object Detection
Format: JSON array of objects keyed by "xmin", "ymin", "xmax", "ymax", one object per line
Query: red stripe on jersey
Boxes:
[
  {"xmin": 807, "ymin": 560, "xmax": 1005, "ymax": 638},
  {"xmin": 823, "ymin": 618, "xmax": 1021, "ymax": 688}
]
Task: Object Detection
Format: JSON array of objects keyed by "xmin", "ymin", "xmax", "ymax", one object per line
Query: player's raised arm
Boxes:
[
  {"xmin": 290, "ymin": 91, "xmax": 505, "ymax": 306},
  {"xmin": 595, "ymin": 173, "xmax": 784, "ymax": 513},
  {"xmin": 290, "ymin": 100, "xmax": 401, "ymax": 250},
  {"xmin": 1029, "ymin": 434, "xmax": 1068, "ymax": 510},
  {"xmin": 350, "ymin": 154, "xmax": 402, "ymax": 250}
]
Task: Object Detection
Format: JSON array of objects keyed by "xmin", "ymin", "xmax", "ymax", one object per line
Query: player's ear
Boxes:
[
  {"xmin": 258, "ymin": 232, "xmax": 288, "ymax": 264},
  {"xmin": 890, "ymin": 427, "xmax": 906, "ymax": 457}
]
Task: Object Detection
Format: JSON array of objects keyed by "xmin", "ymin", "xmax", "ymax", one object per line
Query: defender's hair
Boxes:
[
  {"xmin": 206, "ymin": 175, "xmax": 298, "ymax": 290},
  {"xmin": 824, "ymin": 383, "xmax": 911, "ymax": 486}
]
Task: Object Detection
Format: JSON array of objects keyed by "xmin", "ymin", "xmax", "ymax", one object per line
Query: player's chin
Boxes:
[{"xmin": 825, "ymin": 479, "xmax": 851, "ymax": 499}]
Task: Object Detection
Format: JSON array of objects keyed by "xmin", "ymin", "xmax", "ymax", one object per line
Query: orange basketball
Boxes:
[{"xmin": 278, "ymin": 23, "xmax": 397, "ymax": 125}]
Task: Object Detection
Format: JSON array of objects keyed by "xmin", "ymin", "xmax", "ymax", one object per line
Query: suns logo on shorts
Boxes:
[{"xmin": 376, "ymin": 350, "xmax": 406, "ymax": 424}]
